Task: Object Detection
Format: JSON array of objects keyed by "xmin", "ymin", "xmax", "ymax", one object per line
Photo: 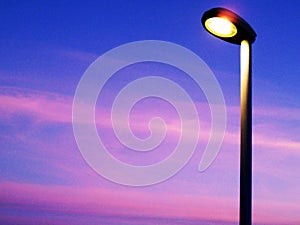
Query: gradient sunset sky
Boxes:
[{"xmin": 1, "ymin": 0, "xmax": 300, "ymax": 224}]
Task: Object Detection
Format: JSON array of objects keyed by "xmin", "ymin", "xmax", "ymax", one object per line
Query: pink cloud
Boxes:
[
  {"xmin": 0, "ymin": 181, "xmax": 238, "ymax": 223},
  {"xmin": 254, "ymin": 105, "xmax": 300, "ymax": 122},
  {"xmin": 1, "ymin": 86, "xmax": 300, "ymax": 162},
  {"xmin": 1, "ymin": 181, "xmax": 299, "ymax": 224},
  {"xmin": 1, "ymin": 86, "xmax": 300, "ymax": 179},
  {"xmin": 0, "ymin": 87, "xmax": 72, "ymax": 123},
  {"xmin": 1, "ymin": 86, "xmax": 300, "ymax": 224},
  {"xmin": 224, "ymin": 103, "xmax": 300, "ymax": 152},
  {"xmin": 253, "ymin": 200, "xmax": 300, "ymax": 225}
]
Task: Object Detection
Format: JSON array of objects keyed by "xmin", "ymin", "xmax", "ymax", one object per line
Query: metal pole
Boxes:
[{"xmin": 240, "ymin": 40, "xmax": 252, "ymax": 225}]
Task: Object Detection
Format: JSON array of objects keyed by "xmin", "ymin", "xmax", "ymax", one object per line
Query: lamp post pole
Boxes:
[
  {"xmin": 240, "ymin": 40, "xmax": 252, "ymax": 225},
  {"xmin": 201, "ymin": 7, "xmax": 256, "ymax": 225}
]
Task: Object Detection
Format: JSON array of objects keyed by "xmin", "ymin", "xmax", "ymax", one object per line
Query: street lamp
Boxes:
[{"xmin": 201, "ymin": 7, "xmax": 257, "ymax": 225}]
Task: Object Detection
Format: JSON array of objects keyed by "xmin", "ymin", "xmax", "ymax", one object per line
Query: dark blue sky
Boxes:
[{"xmin": 1, "ymin": 0, "xmax": 299, "ymax": 105}]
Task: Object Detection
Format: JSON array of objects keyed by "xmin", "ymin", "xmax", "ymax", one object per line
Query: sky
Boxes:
[{"xmin": 0, "ymin": 0, "xmax": 300, "ymax": 224}]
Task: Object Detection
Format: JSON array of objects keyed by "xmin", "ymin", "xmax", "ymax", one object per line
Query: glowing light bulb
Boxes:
[{"xmin": 204, "ymin": 17, "xmax": 237, "ymax": 38}]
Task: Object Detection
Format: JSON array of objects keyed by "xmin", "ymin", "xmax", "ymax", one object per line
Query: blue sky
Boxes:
[{"xmin": 1, "ymin": 0, "xmax": 300, "ymax": 224}]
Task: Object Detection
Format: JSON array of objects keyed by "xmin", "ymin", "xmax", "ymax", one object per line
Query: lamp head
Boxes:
[{"xmin": 202, "ymin": 7, "xmax": 256, "ymax": 44}]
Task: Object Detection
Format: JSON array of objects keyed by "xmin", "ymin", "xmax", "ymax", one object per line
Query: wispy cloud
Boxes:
[
  {"xmin": 1, "ymin": 86, "xmax": 300, "ymax": 156},
  {"xmin": 1, "ymin": 180, "xmax": 299, "ymax": 224},
  {"xmin": 0, "ymin": 181, "xmax": 238, "ymax": 223},
  {"xmin": 1, "ymin": 86, "xmax": 300, "ymax": 215},
  {"xmin": 0, "ymin": 87, "xmax": 72, "ymax": 123}
]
